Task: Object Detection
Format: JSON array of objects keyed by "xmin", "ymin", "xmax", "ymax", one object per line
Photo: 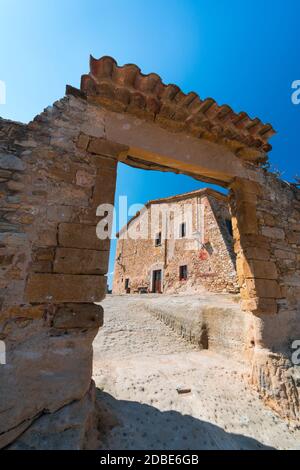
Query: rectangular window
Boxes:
[
  {"xmin": 179, "ymin": 265, "xmax": 188, "ymax": 281},
  {"xmin": 180, "ymin": 222, "xmax": 186, "ymax": 238},
  {"xmin": 155, "ymin": 232, "xmax": 162, "ymax": 246},
  {"xmin": 225, "ymin": 219, "xmax": 233, "ymax": 237},
  {"xmin": 125, "ymin": 278, "xmax": 130, "ymax": 289}
]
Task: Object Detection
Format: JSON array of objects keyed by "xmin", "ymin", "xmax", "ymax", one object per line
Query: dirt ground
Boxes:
[{"xmin": 93, "ymin": 295, "xmax": 300, "ymax": 450}]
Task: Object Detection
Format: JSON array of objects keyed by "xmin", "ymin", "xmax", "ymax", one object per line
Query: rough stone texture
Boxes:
[
  {"xmin": 140, "ymin": 293, "xmax": 247, "ymax": 356},
  {"xmin": 250, "ymin": 349, "xmax": 300, "ymax": 423},
  {"xmin": 113, "ymin": 189, "xmax": 238, "ymax": 294},
  {"xmin": 58, "ymin": 223, "xmax": 104, "ymax": 250},
  {"xmin": 94, "ymin": 295, "xmax": 300, "ymax": 450},
  {"xmin": 142, "ymin": 293, "xmax": 300, "ymax": 423},
  {"xmin": 81, "ymin": 56, "xmax": 275, "ymax": 162},
  {"xmin": 52, "ymin": 304, "xmax": 103, "ymax": 329},
  {"xmin": 0, "ymin": 100, "xmax": 117, "ymax": 448},
  {"xmin": 54, "ymin": 247, "xmax": 108, "ymax": 274},
  {"xmin": 230, "ymin": 175, "xmax": 300, "ymax": 421},
  {"xmin": 0, "ymin": 307, "xmax": 100, "ymax": 449},
  {"xmin": 25, "ymin": 273, "xmax": 106, "ymax": 303},
  {"xmin": 7, "ymin": 382, "xmax": 99, "ymax": 450}
]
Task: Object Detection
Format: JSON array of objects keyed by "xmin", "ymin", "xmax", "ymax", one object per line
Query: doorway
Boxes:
[{"xmin": 152, "ymin": 269, "xmax": 162, "ymax": 293}]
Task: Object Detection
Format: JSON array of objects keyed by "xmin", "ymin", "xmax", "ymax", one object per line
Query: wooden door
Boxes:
[{"xmin": 153, "ymin": 270, "xmax": 162, "ymax": 293}]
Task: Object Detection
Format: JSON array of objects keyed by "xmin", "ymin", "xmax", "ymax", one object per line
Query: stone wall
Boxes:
[
  {"xmin": 113, "ymin": 191, "xmax": 238, "ymax": 295},
  {"xmin": 141, "ymin": 294, "xmax": 248, "ymax": 358},
  {"xmin": 1, "ymin": 71, "xmax": 300, "ymax": 447},
  {"xmin": 230, "ymin": 173, "xmax": 300, "ymax": 421},
  {"xmin": 0, "ymin": 97, "xmax": 118, "ymax": 448}
]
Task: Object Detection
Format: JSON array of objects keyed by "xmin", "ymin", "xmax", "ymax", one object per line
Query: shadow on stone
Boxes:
[{"xmin": 96, "ymin": 389, "xmax": 274, "ymax": 450}]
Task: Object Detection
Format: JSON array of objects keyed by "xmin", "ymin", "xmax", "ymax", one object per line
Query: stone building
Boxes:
[{"xmin": 113, "ymin": 188, "xmax": 238, "ymax": 295}]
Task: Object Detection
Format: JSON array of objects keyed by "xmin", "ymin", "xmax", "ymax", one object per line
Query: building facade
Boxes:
[{"xmin": 113, "ymin": 189, "xmax": 238, "ymax": 295}]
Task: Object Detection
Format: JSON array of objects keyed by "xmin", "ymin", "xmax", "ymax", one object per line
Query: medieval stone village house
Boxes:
[
  {"xmin": 0, "ymin": 56, "xmax": 300, "ymax": 449},
  {"xmin": 113, "ymin": 189, "xmax": 238, "ymax": 295}
]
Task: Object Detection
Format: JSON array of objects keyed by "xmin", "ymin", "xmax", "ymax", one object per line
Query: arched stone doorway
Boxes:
[{"xmin": 0, "ymin": 56, "xmax": 299, "ymax": 448}]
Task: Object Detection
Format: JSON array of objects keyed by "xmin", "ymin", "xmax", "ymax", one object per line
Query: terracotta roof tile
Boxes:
[{"xmin": 79, "ymin": 56, "xmax": 276, "ymax": 164}]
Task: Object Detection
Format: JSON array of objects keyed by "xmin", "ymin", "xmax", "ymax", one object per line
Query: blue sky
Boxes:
[{"xmin": 0, "ymin": 0, "xmax": 299, "ymax": 287}]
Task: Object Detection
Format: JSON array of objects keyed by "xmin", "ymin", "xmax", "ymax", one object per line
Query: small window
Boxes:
[
  {"xmin": 179, "ymin": 265, "xmax": 188, "ymax": 281},
  {"xmin": 155, "ymin": 232, "xmax": 162, "ymax": 247},
  {"xmin": 225, "ymin": 219, "xmax": 233, "ymax": 237},
  {"xmin": 125, "ymin": 278, "xmax": 130, "ymax": 289},
  {"xmin": 179, "ymin": 222, "xmax": 186, "ymax": 238}
]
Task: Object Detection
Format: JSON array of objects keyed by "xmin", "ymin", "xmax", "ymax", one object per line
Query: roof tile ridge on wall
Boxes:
[{"xmin": 77, "ymin": 56, "xmax": 276, "ymax": 164}]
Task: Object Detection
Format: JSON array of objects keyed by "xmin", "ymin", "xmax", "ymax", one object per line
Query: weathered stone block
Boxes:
[
  {"xmin": 0, "ymin": 153, "xmax": 25, "ymax": 171},
  {"xmin": 244, "ymin": 278, "xmax": 282, "ymax": 299},
  {"xmin": 263, "ymin": 213, "xmax": 276, "ymax": 226},
  {"xmin": 283, "ymin": 285, "xmax": 300, "ymax": 308},
  {"xmin": 47, "ymin": 205, "xmax": 75, "ymax": 223},
  {"xmin": 0, "ymin": 254, "xmax": 14, "ymax": 266},
  {"xmin": 48, "ymin": 166, "xmax": 75, "ymax": 184},
  {"xmin": 25, "ymin": 273, "xmax": 106, "ymax": 303},
  {"xmin": 243, "ymin": 234, "xmax": 270, "ymax": 249},
  {"xmin": 58, "ymin": 223, "xmax": 104, "ymax": 250},
  {"xmin": 2, "ymin": 305, "xmax": 45, "ymax": 321},
  {"xmin": 6, "ymin": 383, "xmax": 99, "ymax": 450},
  {"xmin": 33, "ymin": 248, "xmax": 55, "ymax": 261},
  {"xmin": 88, "ymin": 137, "xmax": 128, "ymax": 158},
  {"xmin": 237, "ymin": 257, "xmax": 278, "ymax": 280},
  {"xmin": 47, "ymin": 183, "xmax": 90, "ymax": 207},
  {"xmin": 77, "ymin": 207, "xmax": 99, "ymax": 225},
  {"xmin": 0, "ymin": 169, "xmax": 12, "ymax": 180},
  {"xmin": 80, "ymin": 109, "xmax": 105, "ymax": 138},
  {"xmin": 92, "ymin": 173, "xmax": 116, "ymax": 207},
  {"xmin": 37, "ymin": 225, "xmax": 58, "ymax": 247},
  {"xmin": 238, "ymin": 180, "xmax": 264, "ymax": 196},
  {"xmin": 291, "ymin": 223, "xmax": 300, "ymax": 232},
  {"xmin": 262, "ymin": 226, "xmax": 285, "ymax": 240},
  {"xmin": 0, "ymin": 222, "xmax": 22, "ymax": 233},
  {"xmin": 53, "ymin": 303, "xmax": 103, "ymax": 329},
  {"xmin": 75, "ymin": 170, "xmax": 95, "ymax": 188},
  {"xmin": 32, "ymin": 260, "xmax": 53, "ymax": 273},
  {"xmin": 53, "ymin": 247, "xmax": 108, "ymax": 274},
  {"xmin": 283, "ymin": 273, "xmax": 300, "ymax": 287},
  {"xmin": 93, "ymin": 155, "xmax": 118, "ymax": 172},
  {"xmin": 244, "ymin": 246, "xmax": 270, "ymax": 261},
  {"xmin": 76, "ymin": 133, "xmax": 90, "ymax": 150},
  {"xmin": 0, "ymin": 319, "xmax": 97, "ymax": 447},
  {"xmin": 236, "ymin": 202, "xmax": 258, "ymax": 235},
  {"xmin": 7, "ymin": 180, "xmax": 25, "ymax": 192}
]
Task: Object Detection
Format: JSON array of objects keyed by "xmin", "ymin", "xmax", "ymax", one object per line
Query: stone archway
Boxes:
[{"xmin": 0, "ymin": 56, "xmax": 299, "ymax": 448}]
